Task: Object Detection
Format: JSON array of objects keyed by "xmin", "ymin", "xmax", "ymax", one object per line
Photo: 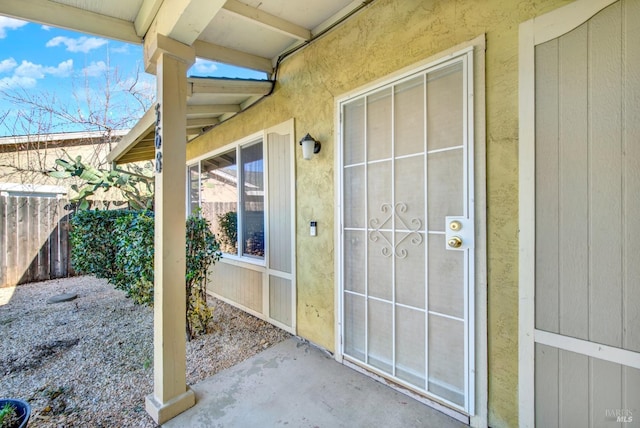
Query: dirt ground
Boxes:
[{"xmin": 0, "ymin": 276, "xmax": 290, "ymax": 427}]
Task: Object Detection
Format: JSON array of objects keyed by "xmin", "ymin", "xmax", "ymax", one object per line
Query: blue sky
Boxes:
[{"xmin": 0, "ymin": 16, "xmax": 267, "ymax": 136}]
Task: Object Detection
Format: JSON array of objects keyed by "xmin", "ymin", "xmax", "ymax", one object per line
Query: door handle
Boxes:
[
  {"xmin": 447, "ymin": 236, "xmax": 463, "ymax": 248},
  {"xmin": 445, "ymin": 216, "xmax": 473, "ymax": 251}
]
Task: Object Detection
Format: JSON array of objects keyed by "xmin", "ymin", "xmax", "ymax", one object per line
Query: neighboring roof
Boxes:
[
  {"xmin": 0, "ymin": 129, "xmax": 129, "ymax": 146},
  {"xmin": 0, "ymin": 182, "xmax": 67, "ymax": 196}
]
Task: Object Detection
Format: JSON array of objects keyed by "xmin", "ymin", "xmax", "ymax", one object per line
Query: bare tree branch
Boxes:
[{"xmin": 0, "ymin": 55, "xmax": 155, "ymax": 200}]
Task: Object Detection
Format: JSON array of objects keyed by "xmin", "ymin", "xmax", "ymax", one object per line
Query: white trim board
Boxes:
[{"xmin": 535, "ymin": 330, "xmax": 640, "ymax": 370}]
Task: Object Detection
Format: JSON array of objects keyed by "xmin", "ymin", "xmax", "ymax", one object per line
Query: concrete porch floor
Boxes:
[{"xmin": 163, "ymin": 337, "xmax": 467, "ymax": 428}]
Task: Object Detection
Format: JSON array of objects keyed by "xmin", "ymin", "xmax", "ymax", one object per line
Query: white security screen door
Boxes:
[{"xmin": 339, "ymin": 51, "xmax": 475, "ymax": 416}]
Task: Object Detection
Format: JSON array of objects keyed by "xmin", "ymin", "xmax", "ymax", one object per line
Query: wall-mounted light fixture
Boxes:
[{"xmin": 299, "ymin": 133, "xmax": 321, "ymax": 160}]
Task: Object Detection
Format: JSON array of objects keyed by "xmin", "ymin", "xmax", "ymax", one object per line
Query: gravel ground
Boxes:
[{"xmin": 0, "ymin": 276, "xmax": 291, "ymax": 427}]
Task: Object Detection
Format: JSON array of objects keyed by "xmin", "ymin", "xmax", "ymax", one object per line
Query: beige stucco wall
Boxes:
[{"xmin": 187, "ymin": 0, "xmax": 573, "ymax": 426}]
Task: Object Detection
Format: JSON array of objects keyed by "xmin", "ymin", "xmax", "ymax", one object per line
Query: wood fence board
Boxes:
[
  {"xmin": 26, "ymin": 197, "xmax": 38, "ymax": 283},
  {"xmin": 49, "ymin": 199, "xmax": 66, "ymax": 278},
  {"xmin": 0, "ymin": 197, "xmax": 6, "ymax": 286},
  {"xmin": 6, "ymin": 197, "xmax": 17, "ymax": 286},
  {"xmin": 36, "ymin": 198, "xmax": 51, "ymax": 282},
  {"xmin": 1, "ymin": 196, "xmax": 118, "ymax": 287},
  {"xmin": 59, "ymin": 211, "xmax": 70, "ymax": 278}
]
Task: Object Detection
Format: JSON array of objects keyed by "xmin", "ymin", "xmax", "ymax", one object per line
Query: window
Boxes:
[
  {"xmin": 240, "ymin": 142, "xmax": 264, "ymax": 257},
  {"xmin": 189, "ymin": 140, "xmax": 264, "ymax": 260}
]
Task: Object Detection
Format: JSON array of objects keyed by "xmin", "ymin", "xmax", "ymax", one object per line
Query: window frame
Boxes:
[{"xmin": 187, "ymin": 130, "xmax": 266, "ymax": 267}]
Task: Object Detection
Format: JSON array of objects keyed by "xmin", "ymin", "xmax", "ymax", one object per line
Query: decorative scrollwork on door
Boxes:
[{"xmin": 368, "ymin": 202, "xmax": 423, "ymax": 258}]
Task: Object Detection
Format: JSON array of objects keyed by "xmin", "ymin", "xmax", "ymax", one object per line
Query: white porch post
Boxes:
[{"xmin": 143, "ymin": 31, "xmax": 196, "ymax": 425}]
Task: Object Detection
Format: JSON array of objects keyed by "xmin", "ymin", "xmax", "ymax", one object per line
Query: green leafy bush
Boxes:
[
  {"xmin": 69, "ymin": 209, "xmax": 133, "ymax": 278},
  {"xmin": 69, "ymin": 209, "xmax": 222, "ymax": 339},
  {"xmin": 186, "ymin": 215, "xmax": 222, "ymax": 340},
  {"xmin": 113, "ymin": 211, "xmax": 155, "ymax": 305}
]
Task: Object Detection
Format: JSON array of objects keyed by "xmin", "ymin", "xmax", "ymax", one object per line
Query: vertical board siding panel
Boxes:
[
  {"xmin": 281, "ymin": 135, "xmax": 292, "ymax": 272},
  {"xmin": 210, "ymin": 262, "xmax": 263, "ymax": 313},
  {"xmin": 624, "ymin": 0, "xmax": 640, "ymax": 353},
  {"xmin": 534, "ymin": 344, "xmax": 560, "ymax": 428},
  {"xmin": 268, "ymin": 133, "xmax": 292, "ymax": 274},
  {"xmin": 559, "ymin": 350, "xmax": 589, "ymax": 427},
  {"xmin": 589, "ymin": 2, "xmax": 623, "ymax": 348},
  {"xmin": 591, "ymin": 358, "xmax": 622, "ymax": 427},
  {"xmin": 535, "ymin": 39, "xmax": 561, "ymax": 333},
  {"xmin": 558, "ymin": 24, "xmax": 590, "ymax": 340},
  {"xmin": 623, "ymin": 366, "xmax": 640, "ymax": 416},
  {"xmin": 269, "ymin": 276, "xmax": 292, "ymax": 326},
  {"xmin": 268, "ymin": 134, "xmax": 282, "ymax": 271}
]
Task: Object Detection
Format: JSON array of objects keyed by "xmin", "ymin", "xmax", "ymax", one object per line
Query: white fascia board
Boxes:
[{"xmin": 0, "ymin": 0, "xmax": 140, "ymax": 43}]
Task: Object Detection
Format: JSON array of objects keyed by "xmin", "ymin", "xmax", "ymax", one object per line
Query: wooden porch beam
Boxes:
[
  {"xmin": 189, "ymin": 78, "xmax": 272, "ymax": 95},
  {"xmin": 186, "ymin": 117, "xmax": 220, "ymax": 128},
  {"xmin": 222, "ymin": 0, "xmax": 310, "ymax": 41},
  {"xmin": 193, "ymin": 40, "xmax": 273, "ymax": 73},
  {"xmin": 154, "ymin": 0, "xmax": 225, "ymax": 45},
  {"xmin": 134, "ymin": 0, "xmax": 164, "ymax": 37},
  {"xmin": 186, "ymin": 104, "xmax": 240, "ymax": 115}
]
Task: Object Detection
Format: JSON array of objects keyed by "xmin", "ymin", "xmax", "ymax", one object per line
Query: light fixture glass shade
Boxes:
[
  {"xmin": 300, "ymin": 133, "xmax": 320, "ymax": 160},
  {"xmin": 301, "ymin": 137, "xmax": 315, "ymax": 160}
]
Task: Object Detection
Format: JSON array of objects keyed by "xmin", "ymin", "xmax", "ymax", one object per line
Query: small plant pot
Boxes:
[{"xmin": 0, "ymin": 399, "xmax": 31, "ymax": 428}]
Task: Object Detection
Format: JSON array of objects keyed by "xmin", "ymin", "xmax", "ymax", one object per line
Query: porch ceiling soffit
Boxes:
[
  {"xmin": 107, "ymin": 77, "xmax": 273, "ymax": 164},
  {"xmin": 0, "ymin": 0, "xmax": 366, "ymax": 72}
]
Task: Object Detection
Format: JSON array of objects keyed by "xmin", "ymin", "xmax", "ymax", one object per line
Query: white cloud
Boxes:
[
  {"xmin": 46, "ymin": 36, "xmax": 108, "ymax": 53},
  {"xmin": 0, "ymin": 75, "xmax": 37, "ymax": 89},
  {"xmin": 13, "ymin": 59, "xmax": 73, "ymax": 79},
  {"xmin": 0, "ymin": 58, "xmax": 17, "ymax": 74},
  {"xmin": 192, "ymin": 59, "xmax": 218, "ymax": 74},
  {"xmin": 110, "ymin": 45, "xmax": 129, "ymax": 54},
  {"xmin": 46, "ymin": 59, "xmax": 74, "ymax": 77},
  {"xmin": 41, "ymin": 25, "xmax": 52, "ymax": 31},
  {"xmin": 0, "ymin": 16, "xmax": 28, "ymax": 39},
  {"xmin": 82, "ymin": 61, "xmax": 108, "ymax": 77},
  {"xmin": 0, "ymin": 17, "xmax": 28, "ymax": 39}
]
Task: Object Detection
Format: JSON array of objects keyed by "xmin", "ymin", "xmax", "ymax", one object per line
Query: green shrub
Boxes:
[
  {"xmin": 70, "ymin": 209, "xmax": 222, "ymax": 339},
  {"xmin": 69, "ymin": 209, "xmax": 133, "ymax": 278},
  {"xmin": 113, "ymin": 211, "xmax": 155, "ymax": 305},
  {"xmin": 186, "ymin": 215, "xmax": 222, "ymax": 340}
]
